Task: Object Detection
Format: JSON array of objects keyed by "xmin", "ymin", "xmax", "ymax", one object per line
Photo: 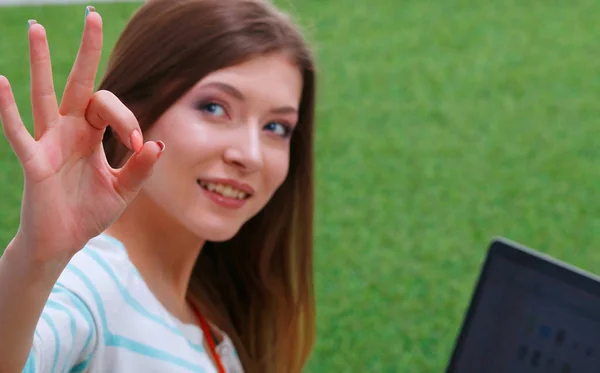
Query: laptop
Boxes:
[{"xmin": 445, "ymin": 237, "xmax": 600, "ymax": 373}]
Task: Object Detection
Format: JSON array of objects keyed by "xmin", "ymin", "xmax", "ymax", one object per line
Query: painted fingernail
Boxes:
[
  {"xmin": 130, "ymin": 130, "xmax": 143, "ymax": 154},
  {"xmin": 27, "ymin": 20, "xmax": 37, "ymax": 30},
  {"xmin": 156, "ymin": 141, "xmax": 165, "ymax": 159},
  {"xmin": 85, "ymin": 6, "xmax": 95, "ymax": 18}
]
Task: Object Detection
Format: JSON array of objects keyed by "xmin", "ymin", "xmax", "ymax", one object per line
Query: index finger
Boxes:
[
  {"xmin": 59, "ymin": 7, "xmax": 102, "ymax": 116},
  {"xmin": 85, "ymin": 90, "xmax": 144, "ymax": 154}
]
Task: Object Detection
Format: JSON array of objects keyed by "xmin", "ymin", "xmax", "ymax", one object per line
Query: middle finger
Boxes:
[{"xmin": 59, "ymin": 6, "xmax": 103, "ymax": 116}]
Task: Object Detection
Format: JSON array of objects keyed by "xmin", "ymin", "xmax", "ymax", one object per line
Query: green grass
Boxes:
[{"xmin": 2, "ymin": 0, "xmax": 600, "ymax": 371}]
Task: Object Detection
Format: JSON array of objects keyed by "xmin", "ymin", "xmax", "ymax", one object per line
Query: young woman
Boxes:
[{"xmin": 0, "ymin": 0, "xmax": 316, "ymax": 372}]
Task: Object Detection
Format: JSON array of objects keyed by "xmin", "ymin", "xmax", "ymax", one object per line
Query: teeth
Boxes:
[{"xmin": 199, "ymin": 181, "xmax": 249, "ymax": 200}]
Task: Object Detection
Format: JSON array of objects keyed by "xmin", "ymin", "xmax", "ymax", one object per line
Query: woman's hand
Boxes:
[{"xmin": 0, "ymin": 8, "xmax": 162, "ymax": 263}]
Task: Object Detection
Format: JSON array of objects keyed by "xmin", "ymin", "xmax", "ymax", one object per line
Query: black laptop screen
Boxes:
[{"xmin": 447, "ymin": 241, "xmax": 600, "ymax": 373}]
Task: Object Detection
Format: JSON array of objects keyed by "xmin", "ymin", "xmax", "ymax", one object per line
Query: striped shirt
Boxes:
[{"xmin": 22, "ymin": 233, "xmax": 245, "ymax": 373}]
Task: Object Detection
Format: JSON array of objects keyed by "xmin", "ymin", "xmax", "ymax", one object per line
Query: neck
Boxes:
[{"xmin": 104, "ymin": 191, "xmax": 205, "ymax": 321}]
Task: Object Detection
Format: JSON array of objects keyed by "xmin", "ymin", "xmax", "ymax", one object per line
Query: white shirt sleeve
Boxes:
[{"xmin": 23, "ymin": 283, "xmax": 98, "ymax": 373}]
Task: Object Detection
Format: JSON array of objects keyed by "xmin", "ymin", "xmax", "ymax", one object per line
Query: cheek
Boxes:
[
  {"xmin": 142, "ymin": 121, "xmax": 220, "ymax": 194},
  {"xmin": 265, "ymin": 149, "xmax": 291, "ymax": 191},
  {"xmin": 150, "ymin": 114, "xmax": 221, "ymax": 166},
  {"xmin": 166, "ymin": 120, "xmax": 215, "ymax": 151}
]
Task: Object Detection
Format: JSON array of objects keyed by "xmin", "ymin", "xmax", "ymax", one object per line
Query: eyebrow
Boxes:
[{"xmin": 201, "ymin": 81, "xmax": 298, "ymax": 115}]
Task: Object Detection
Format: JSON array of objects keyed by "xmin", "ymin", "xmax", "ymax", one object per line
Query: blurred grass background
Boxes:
[{"xmin": 2, "ymin": 0, "xmax": 600, "ymax": 371}]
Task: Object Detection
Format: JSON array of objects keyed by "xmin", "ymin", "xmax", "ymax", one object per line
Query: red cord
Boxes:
[{"xmin": 189, "ymin": 302, "xmax": 227, "ymax": 373}]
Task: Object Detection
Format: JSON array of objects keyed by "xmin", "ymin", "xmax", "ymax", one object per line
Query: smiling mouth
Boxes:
[{"xmin": 197, "ymin": 180, "xmax": 251, "ymax": 200}]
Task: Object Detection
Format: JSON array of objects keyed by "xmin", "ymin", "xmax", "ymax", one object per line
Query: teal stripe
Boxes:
[
  {"xmin": 65, "ymin": 263, "xmax": 206, "ymax": 372},
  {"xmin": 51, "ymin": 286, "xmax": 96, "ymax": 357},
  {"xmin": 23, "ymin": 350, "xmax": 36, "ymax": 373},
  {"xmin": 81, "ymin": 248, "xmax": 204, "ymax": 353},
  {"xmin": 130, "ymin": 266, "xmax": 143, "ymax": 280},
  {"xmin": 68, "ymin": 350, "xmax": 93, "ymax": 373},
  {"xmin": 97, "ymin": 234, "xmax": 139, "ymax": 280},
  {"xmin": 46, "ymin": 300, "xmax": 78, "ymax": 373},
  {"xmin": 97, "ymin": 234, "xmax": 126, "ymax": 251},
  {"xmin": 40, "ymin": 313, "xmax": 60, "ymax": 373},
  {"xmin": 68, "ymin": 356, "xmax": 90, "ymax": 373},
  {"xmin": 97, "ymin": 234, "xmax": 141, "ymax": 279},
  {"xmin": 111, "ymin": 336, "xmax": 208, "ymax": 370}
]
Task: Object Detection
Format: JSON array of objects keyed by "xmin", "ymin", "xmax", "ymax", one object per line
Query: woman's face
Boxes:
[{"xmin": 140, "ymin": 52, "xmax": 303, "ymax": 241}]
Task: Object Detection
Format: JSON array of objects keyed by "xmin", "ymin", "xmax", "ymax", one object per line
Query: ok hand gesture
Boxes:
[{"xmin": 0, "ymin": 8, "xmax": 162, "ymax": 262}]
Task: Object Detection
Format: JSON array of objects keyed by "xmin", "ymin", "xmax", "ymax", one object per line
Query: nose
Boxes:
[{"xmin": 223, "ymin": 126, "xmax": 264, "ymax": 172}]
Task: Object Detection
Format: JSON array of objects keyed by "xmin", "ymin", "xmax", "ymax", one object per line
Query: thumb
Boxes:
[{"xmin": 114, "ymin": 141, "xmax": 164, "ymax": 201}]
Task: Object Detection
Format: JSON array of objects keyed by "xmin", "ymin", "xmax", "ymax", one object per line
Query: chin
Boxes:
[
  {"xmin": 189, "ymin": 220, "xmax": 244, "ymax": 243},
  {"xmin": 204, "ymin": 230, "xmax": 240, "ymax": 243}
]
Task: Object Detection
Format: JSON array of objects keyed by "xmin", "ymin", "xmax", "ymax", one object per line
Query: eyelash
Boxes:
[{"xmin": 198, "ymin": 101, "xmax": 295, "ymax": 139}]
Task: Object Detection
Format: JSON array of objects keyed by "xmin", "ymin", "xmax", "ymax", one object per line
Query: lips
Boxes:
[
  {"xmin": 197, "ymin": 180, "xmax": 250, "ymax": 200},
  {"xmin": 197, "ymin": 179, "xmax": 254, "ymax": 209}
]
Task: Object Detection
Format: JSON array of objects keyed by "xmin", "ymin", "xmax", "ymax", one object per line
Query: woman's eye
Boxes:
[
  {"xmin": 200, "ymin": 102, "xmax": 226, "ymax": 117},
  {"xmin": 264, "ymin": 121, "xmax": 293, "ymax": 138}
]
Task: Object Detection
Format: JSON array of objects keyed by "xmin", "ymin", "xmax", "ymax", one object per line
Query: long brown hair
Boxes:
[{"xmin": 98, "ymin": 0, "xmax": 316, "ymax": 372}]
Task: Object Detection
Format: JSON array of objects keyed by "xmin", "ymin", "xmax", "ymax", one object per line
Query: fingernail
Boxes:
[
  {"xmin": 27, "ymin": 20, "xmax": 37, "ymax": 30},
  {"xmin": 85, "ymin": 6, "xmax": 95, "ymax": 18},
  {"xmin": 157, "ymin": 141, "xmax": 165, "ymax": 159},
  {"xmin": 130, "ymin": 130, "xmax": 143, "ymax": 154}
]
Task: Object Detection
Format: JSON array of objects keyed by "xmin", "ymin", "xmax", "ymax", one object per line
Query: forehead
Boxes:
[{"xmin": 197, "ymin": 53, "xmax": 303, "ymax": 107}]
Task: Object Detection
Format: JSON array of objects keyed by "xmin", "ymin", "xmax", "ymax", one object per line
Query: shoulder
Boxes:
[
  {"xmin": 217, "ymin": 335, "xmax": 246, "ymax": 373},
  {"xmin": 29, "ymin": 234, "xmax": 134, "ymax": 372},
  {"xmin": 55, "ymin": 233, "xmax": 139, "ymax": 319}
]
